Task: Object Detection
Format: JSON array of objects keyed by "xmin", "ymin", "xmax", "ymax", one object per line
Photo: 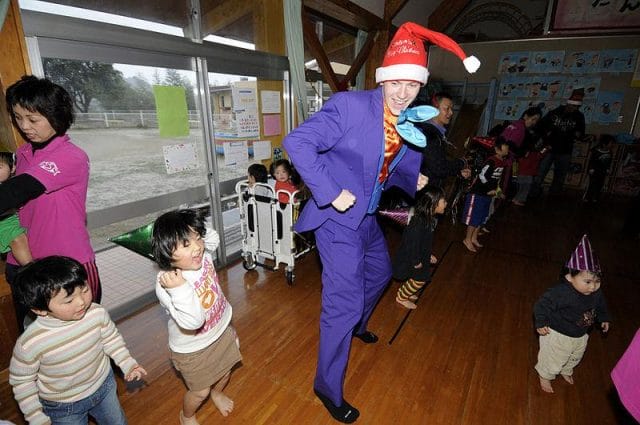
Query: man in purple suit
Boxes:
[{"xmin": 283, "ymin": 23, "xmax": 480, "ymax": 423}]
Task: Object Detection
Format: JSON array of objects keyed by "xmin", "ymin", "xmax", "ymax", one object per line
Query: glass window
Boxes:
[{"xmin": 41, "ymin": 57, "xmax": 209, "ymax": 250}]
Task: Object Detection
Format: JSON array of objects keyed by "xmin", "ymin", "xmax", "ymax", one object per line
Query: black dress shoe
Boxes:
[
  {"xmin": 353, "ymin": 331, "xmax": 378, "ymax": 344},
  {"xmin": 314, "ymin": 388, "xmax": 360, "ymax": 423}
]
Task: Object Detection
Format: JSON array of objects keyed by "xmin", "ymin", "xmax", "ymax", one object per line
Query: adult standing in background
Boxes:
[
  {"xmin": 416, "ymin": 92, "xmax": 471, "ymax": 189},
  {"xmin": 284, "ymin": 22, "xmax": 480, "ymax": 423},
  {"xmin": 531, "ymin": 88, "xmax": 586, "ymax": 196},
  {"xmin": 0, "ymin": 76, "xmax": 101, "ymax": 330}
]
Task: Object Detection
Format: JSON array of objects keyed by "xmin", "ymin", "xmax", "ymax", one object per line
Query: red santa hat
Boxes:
[
  {"xmin": 566, "ymin": 234, "xmax": 601, "ymax": 273},
  {"xmin": 376, "ymin": 22, "xmax": 481, "ymax": 85},
  {"xmin": 567, "ymin": 87, "xmax": 585, "ymax": 106}
]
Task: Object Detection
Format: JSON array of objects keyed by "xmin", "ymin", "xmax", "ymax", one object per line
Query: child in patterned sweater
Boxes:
[
  {"xmin": 9, "ymin": 256, "xmax": 146, "ymax": 424},
  {"xmin": 152, "ymin": 209, "xmax": 242, "ymax": 425}
]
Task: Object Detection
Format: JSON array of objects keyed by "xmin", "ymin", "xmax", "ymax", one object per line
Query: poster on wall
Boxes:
[
  {"xmin": 581, "ymin": 99, "xmax": 597, "ymax": 124},
  {"xmin": 498, "ymin": 52, "xmax": 530, "ymax": 74},
  {"xmin": 562, "ymin": 77, "xmax": 601, "ymax": 99},
  {"xmin": 563, "ymin": 51, "xmax": 601, "ymax": 73},
  {"xmin": 552, "ymin": 0, "xmax": 640, "ymax": 32},
  {"xmin": 598, "ymin": 49, "xmax": 638, "ymax": 72},
  {"xmin": 529, "ymin": 51, "xmax": 565, "ymax": 73},
  {"xmin": 494, "ymin": 99, "xmax": 526, "ymax": 120},
  {"xmin": 594, "ymin": 91, "xmax": 624, "ymax": 123}
]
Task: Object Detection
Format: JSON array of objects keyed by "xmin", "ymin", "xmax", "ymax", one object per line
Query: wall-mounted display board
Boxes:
[
  {"xmin": 550, "ymin": 0, "xmax": 640, "ymax": 33},
  {"xmin": 427, "ymin": 35, "xmax": 640, "ymax": 137}
]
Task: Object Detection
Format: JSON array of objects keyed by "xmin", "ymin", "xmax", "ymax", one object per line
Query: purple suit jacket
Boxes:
[{"xmin": 283, "ymin": 87, "xmax": 421, "ymax": 232}]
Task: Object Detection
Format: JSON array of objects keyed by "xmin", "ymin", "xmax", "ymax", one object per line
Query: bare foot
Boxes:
[
  {"xmin": 561, "ymin": 374, "xmax": 574, "ymax": 385},
  {"xmin": 211, "ymin": 391, "xmax": 234, "ymax": 416},
  {"xmin": 472, "ymin": 239, "xmax": 483, "ymax": 248},
  {"xmin": 539, "ymin": 376, "xmax": 554, "ymax": 393},
  {"xmin": 396, "ymin": 296, "xmax": 417, "ymax": 309},
  {"xmin": 463, "ymin": 239, "xmax": 478, "ymax": 252}
]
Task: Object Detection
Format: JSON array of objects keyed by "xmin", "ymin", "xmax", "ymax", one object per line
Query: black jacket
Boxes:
[{"xmin": 417, "ymin": 122, "xmax": 465, "ymax": 189}]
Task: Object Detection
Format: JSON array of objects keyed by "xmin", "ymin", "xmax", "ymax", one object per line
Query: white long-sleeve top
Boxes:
[{"xmin": 155, "ymin": 252, "xmax": 232, "ymax": 353}]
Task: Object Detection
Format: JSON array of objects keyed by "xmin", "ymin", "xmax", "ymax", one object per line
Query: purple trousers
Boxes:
[{"xmin": 313, "ymin": 215, "xmax": 391, "ymax": 405}]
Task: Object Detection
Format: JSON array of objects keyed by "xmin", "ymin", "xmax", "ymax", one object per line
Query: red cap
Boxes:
[{"xmin": 376, "ymin": 22, "xmax": 481, "ymax": 84}]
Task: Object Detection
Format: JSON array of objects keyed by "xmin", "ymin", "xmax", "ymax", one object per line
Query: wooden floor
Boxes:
[{"xmin": 2, "ymin": 192, "xmax": 639, "ymax": 425}]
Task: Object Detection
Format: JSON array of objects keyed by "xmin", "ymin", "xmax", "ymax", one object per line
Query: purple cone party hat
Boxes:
[
  {"xmin": 378, "ymin": 208, "xmax": 411, "ymax": 226},
  {"xmin": 566, "ymin": 234, "xmax": 601, "ymax": 273}
]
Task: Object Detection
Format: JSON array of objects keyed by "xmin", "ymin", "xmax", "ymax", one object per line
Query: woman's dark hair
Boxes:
[
  {"xmin": 248, "ymin": 163, "xmax": 269, "ymax": 183},
  {"xmin": 151, "ymin": 209, "xmax": 207, "ymax": 270},
  {"xmin": 598, "ymin": 134, "xmax": 615, "ymax": 147},
  {"xmin": 0, "ymin": 151, "xmax": 15, "ymax": 169},
  {"xmin": 6, "ymin": 75, "xmax": 74, "ymax": 135},
  {"xmin": 414, "ymin": 185, "xmax": 445, "ymax": 228},
  {"xmin": 521, "ymin": 106, "xmax": 543, "ymax": 120},
  {"xmin": 14, "ymin": 256, "xmax": 88, "ymax": 311}
]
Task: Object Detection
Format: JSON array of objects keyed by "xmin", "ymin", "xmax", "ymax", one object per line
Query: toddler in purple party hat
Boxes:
[{"xmin": 533, "ymin": 234, "xmax": 611, "ymax": 393}]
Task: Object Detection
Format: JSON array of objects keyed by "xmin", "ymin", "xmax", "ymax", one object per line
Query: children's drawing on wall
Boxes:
[
  {"xmin": 598, "ymin": 49, "xmax": 638, "ymax": 73},
  {"xmin": 581, "ymin": 99, "xmax": 596, "ymax": 124},
  {"xmin": 529, "ymin": 51, "xmax": 565, "ymax": 73},
  {"xmin": 564, "ymin": 51, "xmax": 600, "ymax": 73},
  {"xmin": 595, "ymin": 91, "xmax": 624, "ymax": 123},
  {"xmin": 498, "ymin": 52, "xmax": 530, "ymax": 74},
  {"xmin": 494, "ymin": 100, "xmax": 525, "ymax": 120},
  {"xmin": 499, "ymin": 75, "xmax": 528, "ymax": 97},
  {"xmin": 562, "ymin": 77, "xmax": 601, "ymax": 100}
]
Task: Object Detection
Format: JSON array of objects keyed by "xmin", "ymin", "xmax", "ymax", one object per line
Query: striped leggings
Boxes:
[{"xmin": 397, "ymin": 278, "xmax": 426, "ymax": 301}]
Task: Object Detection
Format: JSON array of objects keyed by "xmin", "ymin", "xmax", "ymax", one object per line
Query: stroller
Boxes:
[{"xmin": 235, "ymin": 181, "xmax": 314, "ymax": 285}]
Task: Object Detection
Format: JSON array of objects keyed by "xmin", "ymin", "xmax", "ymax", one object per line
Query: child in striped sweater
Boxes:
[{"xmin": 9, "ymin": 256, "xmax": 146, "ymax": 425}]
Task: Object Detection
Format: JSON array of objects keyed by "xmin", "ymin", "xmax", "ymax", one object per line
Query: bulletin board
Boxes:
[{"xmin": 426, "ymin": 34, "xmax": 640, "ymax": 136}]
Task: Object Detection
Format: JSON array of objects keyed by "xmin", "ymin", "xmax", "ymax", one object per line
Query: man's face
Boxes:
[
  {"xmin": 382, "ymin": 80, "xmax": 421, "ymax": 115},
  {"xmin": 434, "ymin": 97, "xmax": 454, "ymax": 126}
]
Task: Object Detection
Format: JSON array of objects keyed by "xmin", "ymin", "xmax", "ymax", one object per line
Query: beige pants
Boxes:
[{"xmin": 535, "ymin": 328, "xmax": 589, "ymax": 380}]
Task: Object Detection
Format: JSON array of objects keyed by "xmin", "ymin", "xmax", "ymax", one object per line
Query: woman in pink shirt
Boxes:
[{"xmin": 0, "ymin": 76, "xmax": 101, "ymax": 330}]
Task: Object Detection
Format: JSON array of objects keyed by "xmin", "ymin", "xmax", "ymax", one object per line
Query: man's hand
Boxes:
[
  {"xmin": 332, "ymin": 189, "xmax": 356, "ymax": 212},
  {"xmin": 460, "ymin": 168, "xmax": 471, "ymax": 179},
  {"xmin": 417, "ymin": 173, "xmax": 429, "ymax": 191},
  {"xmin": 537, "ymin": 326, "xmax": 550, "ymax": 336}
]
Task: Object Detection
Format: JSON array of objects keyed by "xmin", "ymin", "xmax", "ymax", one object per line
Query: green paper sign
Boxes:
[{"xmin": 153, "ymin": 85, "xmax": 189, "ymax": 137}]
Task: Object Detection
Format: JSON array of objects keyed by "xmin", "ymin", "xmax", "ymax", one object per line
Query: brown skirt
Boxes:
[{"xmin": 170, "ymin": 326, "xmax": 242, "ymax": 391}]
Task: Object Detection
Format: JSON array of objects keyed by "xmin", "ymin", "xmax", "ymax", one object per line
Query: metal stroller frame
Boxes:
[{"xmin": 235, "ymin": 181, "xmax": 314, "ymax": 284}]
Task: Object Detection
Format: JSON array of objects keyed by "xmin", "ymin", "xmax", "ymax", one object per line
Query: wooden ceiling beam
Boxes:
[
  {"xmin": 201, "ymin": 0, "xmax": 253, "ymax": 36},
  {"xmin": 383, "ymin": 0, "xmax": 409, "ymax": 22},
  {"xmin": 428, "ymin": 0, "xmax": 471, "ymax": 32},
  {"xmin": 303, "ymin": 0, "xmax": 384, "ymax": 31},
  {"xmin": 302, "ymin": 12, "xmax": 341, "ymax": 92},
  {"xmin": 342, "ymin": 29, "xmax": 377, "ymax": 86},
  {"xmin": 322, "ymin": 33, "xmax": 355, "ymax": 55}
]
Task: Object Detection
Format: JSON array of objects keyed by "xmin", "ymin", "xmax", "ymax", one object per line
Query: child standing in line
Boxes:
[
  {"xmin": 270, "ymin": 158, "xmax": 300, "ymax": 204},
  {"xmin": 512, "ymin": 145, "xmax": 549, "ymax": 206},
  {"xmin": 152, "ymin": 209, "xmax": 242, "ymax": 425},
  {"xmin": 461, "ymin": 138, "xmax": 509, "ymax": 252},
  {"xmin": 247, "ymin": 163, "xmax": 269, "ymax": 187},
  {"xmin": 9, "ymin": 256, "xmax": 146, "ymax": 425},
  {"xmin": 392, "ymin": 186, "xmax": 447, "ymax": 309},
  {"xmin": 584, "ymin": 134, "xmax": 615, "ymax": 203},
  {"xmin": 533, "ymin": 234, "xmax": 610, "ymax": 393},
  {"xmin": 0, "ymin": 152, "xmax": 32, "ymax": 265}
]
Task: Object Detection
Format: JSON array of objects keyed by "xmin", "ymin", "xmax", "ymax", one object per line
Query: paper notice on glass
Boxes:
[
  {"xmin": 163, "ymin": 143, "xmax": 198, "ymax": 174},
  {"xmin": 263, "ymin": 114, "xmax": 281, "ymax": 136},
  {"xmin": 232, "ymin": 86, "xmax": 258, "ymax": 112},
  {"xmin": 223, "ymin": 140, "xmax": 249, "ymax": 167},
  {"xmin": 252, "ymin": 140, "xmax": 272, "ymax": 161},
  {"xmin": 261, "ymin": 90, "xmax": 281, "ymax": 113},
  {"xmin": 236, "ymin": 111, "xmax": 260, "ymax": 138}
]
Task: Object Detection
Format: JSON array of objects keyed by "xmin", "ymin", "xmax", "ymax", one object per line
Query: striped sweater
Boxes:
[{"xmin": 9, "ymin": 303, "xmax": 138, "ymax": 425}]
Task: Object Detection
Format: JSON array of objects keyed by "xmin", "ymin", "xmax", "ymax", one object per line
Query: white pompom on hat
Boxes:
[{"xmin": 376, "ymin": 22, "xmax": 481, "ymax": 85}]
